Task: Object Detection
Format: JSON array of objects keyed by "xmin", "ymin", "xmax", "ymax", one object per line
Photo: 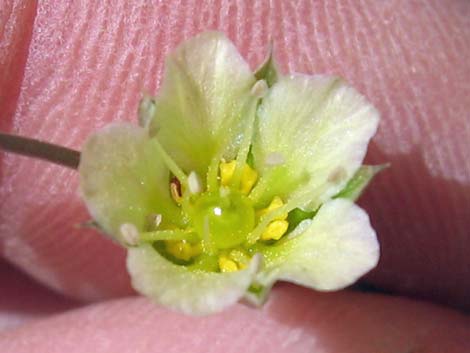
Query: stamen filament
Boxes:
[
  {"xmin": 248, "ymin": 177, "xmax": 269, "ymax": 203},
  {"xmin": 201, "ymin": 215, "xmax": 216, "ymax": 255},
  {"xmin": 153, "ymin": 139, "xmax": 187, "ymax": 186},
  {"xmin": 207, "ymin": 153, "xmax": 223, "ymax": 192},
  {"xmin": 140, "ymin": 229, "xmax": 199, "ymax": 243}
]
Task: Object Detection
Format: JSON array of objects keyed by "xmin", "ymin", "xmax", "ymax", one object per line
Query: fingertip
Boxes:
[{"xmin": 1, "ymin": 286, "xmax": 469, "ymax": 353}]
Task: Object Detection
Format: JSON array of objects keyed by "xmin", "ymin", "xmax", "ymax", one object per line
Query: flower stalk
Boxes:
[{"xmin": 0, "ymin": 132, "xmax": 80, "ymax": 169}]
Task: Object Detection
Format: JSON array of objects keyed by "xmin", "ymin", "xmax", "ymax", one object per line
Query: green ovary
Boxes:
[{"xmin": 191, "ymin": 190, "xmax": 255, "ymax": 250}]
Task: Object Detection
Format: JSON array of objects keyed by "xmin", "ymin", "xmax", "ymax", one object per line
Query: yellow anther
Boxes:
[
  {"xmin": 165, "ymin": 240, "xmax": 201, "ymax": 261},
  {"xmin": 240, "ymin": 164, "xmax": 258, "ymax": 195},
  {"xmin": 258, "ymin": 196, "xmax": 288, "ymax": 220},
  {"xmin": 219, "ymin": 160, "xmax": 236, "ymax": 186},
  {"xmin": 261, "ymin": 220, "xmax": 289, "ymax": 241},
  {"xmin": 219, "ymin": 160, "xmax": 258, "ymax": 194},
  {"xmin": 218, "ymin": 255, "xmax": 239, "ymax": 273},
  {"xmin": 229, "ymin": 249, "xmax": 249, "ymax": 269}
]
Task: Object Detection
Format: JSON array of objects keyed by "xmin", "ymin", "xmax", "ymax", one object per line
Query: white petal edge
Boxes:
[
  {"xmin": 258, "ymin": 198, "xmax": 379, "ymax": 291},
  {"xmin": 252, "ymin": 75, "xmax": 379, "ymax": 210},
  {"xmin": 127, "ymin": 246, "xmax": 262, "ymax": 316}
]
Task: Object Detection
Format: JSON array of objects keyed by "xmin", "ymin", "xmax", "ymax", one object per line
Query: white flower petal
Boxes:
[
  {"xmin": 149, "ymin": 31, "xmax": 256, "ymax": 177},
  {"xmin": 252, "ymin": 75, "xmax": 379, "ymax": 210},
  {"xmin": 258, "ymin": 198, "xmax": 379, "ymax": 291},
  {"xmin": 79, "ymin": 124, "xmax": 180, "ymax": 244},
  {"xmin": 127, "ymin": 246, "xmax": 262, "ymax": 316}
]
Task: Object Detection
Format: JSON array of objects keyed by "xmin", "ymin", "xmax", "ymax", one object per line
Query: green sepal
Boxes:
[
  {"xmin": 76, "ymin": 220, "xmax": 104, "ymax": 231},
  {"xmin": 335, "ymin": 164, "xmax": 389, "ymax": 201},
  {"xmin": 75, "ymin": 219, "xmax": 117, "ymax": 239},
  {"xmin": 245, "ymin": 144, "xmax": 255, "ymax": 168},
  {"xmin": 286, "ymin": 207, "xmax": 318, "ymax": 233},
  {"xmin": 242, "ymin": 282, "xmax": 272, "ymax": 307},
  {"xmin": 254, "ymin": 43, "xmax": 279, "ymax": 87}
]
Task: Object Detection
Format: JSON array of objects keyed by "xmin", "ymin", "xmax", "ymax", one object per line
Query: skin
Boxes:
[
  {"xmin": 0, "ymin": 0, "xmax": 469, "ymax": 351},
  {"xmin": 0, "ymin": 260, "xmax": 79, "ymax": 331}
]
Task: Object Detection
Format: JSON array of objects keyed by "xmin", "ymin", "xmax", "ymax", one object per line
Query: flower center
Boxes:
[
  {"xmin": 135, "ymin": 137, "xmax": 296, "ymax": 271},
  {"xmin": 191, "ymin": 190, "xmax": 255, "ymax": 250}
]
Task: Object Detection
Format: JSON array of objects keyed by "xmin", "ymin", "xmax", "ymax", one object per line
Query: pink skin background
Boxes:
[{"xmin": 0, "ymin": 0, "xmax": 469, "ymax": 351}]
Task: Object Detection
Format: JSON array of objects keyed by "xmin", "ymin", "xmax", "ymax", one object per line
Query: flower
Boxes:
[{"xmin": 79, "ymin": 32, "xmax": 382, "ymax": 315}]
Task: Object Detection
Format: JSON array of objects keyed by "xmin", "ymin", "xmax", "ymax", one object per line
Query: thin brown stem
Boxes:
[{"xmin": 0, "ymin": 132, "xmax": 80, "ymax": 170}]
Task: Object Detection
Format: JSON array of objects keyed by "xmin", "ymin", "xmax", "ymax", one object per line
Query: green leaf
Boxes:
[
  {"xmin": 251, "ymin": 75, "xmax": 379, "ymax": 211},
  {"xmin": 127, "ymin": 245, "xmax": 262, "ymax": 315},
  {"xmin": 335, "ymin": 164, "xmax": 389, "ymax": 201},
  {"xmin": 254, "ymin": 44, "xmax": 279, "ymax": 87}
]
